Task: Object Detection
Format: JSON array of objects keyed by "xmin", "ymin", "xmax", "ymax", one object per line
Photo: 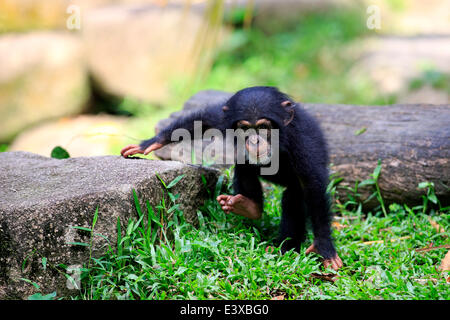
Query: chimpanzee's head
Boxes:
[{"xmin": 222, "ymin": 86, "xmax": 295, "ymax": 165}]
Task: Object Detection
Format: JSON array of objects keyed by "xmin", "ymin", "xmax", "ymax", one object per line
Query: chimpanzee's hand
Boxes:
[
  {"xmin": 305, "ymin": 243, "xmax": 343, "ymax": 271},
  {"xmin": 120, "ymin": 142, "xmax": 163, "ymax": 157}
]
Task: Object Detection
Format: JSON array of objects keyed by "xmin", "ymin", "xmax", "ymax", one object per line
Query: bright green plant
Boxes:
[
  {"xmin": 50, "ymin": 146, "xmax": 70, "ymax": 159},
  {"xmin": 358, "ymin": 160, "xmax": 387, "ymax": 217},
  {"xmin": 418, "ymin": 181, "xmax": 441, "ymax": 214},
  {"xmin": 28, "ymin": 291, "xmax": 57, "ymax": 300}
]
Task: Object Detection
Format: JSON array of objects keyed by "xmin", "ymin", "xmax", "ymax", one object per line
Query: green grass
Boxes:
[{"xmin": 72, "ymin": 166, "xmax": 449, "ymax": 300}]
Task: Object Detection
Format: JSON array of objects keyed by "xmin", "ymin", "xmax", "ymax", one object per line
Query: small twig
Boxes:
[
  {"xmin": 310, "ymin": 273, "xmax": 338, "ymax": 283},
  {"xmin": 361, "ymin": 236, "xmax": 411, "ymax": 245},
  {"xmin": 334, "ymin": 215, "xmax": 360, "ymax": 221},
  {"xmin": 416, "ymin": 244, "xmax": 450, "ymax": 253},
  {"xmin": 413, "ymin": 278, "xmax": 438, "ymax": 285},
  {"xmin": 331, "ymin": 221, "xmax": 347, "ymax": 230}
]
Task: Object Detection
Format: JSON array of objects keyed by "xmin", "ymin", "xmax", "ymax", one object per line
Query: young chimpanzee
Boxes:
[{"xmin": 121, "ymin": 86, "xmax": 343, "ymax": 270}]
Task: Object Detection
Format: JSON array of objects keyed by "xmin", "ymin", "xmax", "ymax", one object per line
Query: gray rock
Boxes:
[
  {"xmin": 348, "ymin": 36, "xmax": 450, "ymax": 96},
  {"xmin": 0, "ymin": 151, "xmax": 219, "ymax": 299},
  {"xmin": 9, "ymin": 114, "xmax": 129, "ymax": 158},
  {"xmin": 398, "ymin": 85, "xmax": 449, "ymax": 104},
  {"xmin": 82, "ymin": 3, "xmax": 228, "ymax": 103},
  {"xmin": 371, "ymin": 0, "xmax": 450, "ymax": 36},
  {"xmin": 0, "ymin": 32, "xmax": 90, "ymax": 142}
]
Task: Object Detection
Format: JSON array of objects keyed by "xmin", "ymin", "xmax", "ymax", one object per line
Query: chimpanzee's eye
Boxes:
[
  {"xmin": 255, "ymin": 119, "xmax": 272, "ymax": 130},
  {"xmin": 237, "ymin": 121, "xmax": 251, "ymax": 131},
  {"xmin": 258, "ymin": 122, "xmax": 272, "ymax": 131}
]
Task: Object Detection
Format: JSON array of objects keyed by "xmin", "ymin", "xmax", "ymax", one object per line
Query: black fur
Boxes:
[{"xmin": 141, "ymin": 86, "xmax": 337, "ymax": 259}]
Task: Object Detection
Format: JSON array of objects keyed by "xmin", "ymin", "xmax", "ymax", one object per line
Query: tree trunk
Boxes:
[{"xmin": 155, "ymin": 90, "xmax": 450, "ymax": 210}]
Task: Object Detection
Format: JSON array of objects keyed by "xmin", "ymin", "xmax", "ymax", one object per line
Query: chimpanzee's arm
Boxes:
[
  {"xmin": 232, "ymin": 165, "xmax": 263, "ymax": 208},
  {"xmin": 217, "ymin": 165, "xmax": 263, "ymax": 220},
  {"xmin": 121, "ymin": 104, "xmax": 224, "ymax": 157},
  {"xmin": 141, "ymin": 104, "xmax": 225, "ymax": 150}
]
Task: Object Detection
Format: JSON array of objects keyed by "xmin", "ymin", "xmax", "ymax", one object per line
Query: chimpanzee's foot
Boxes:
[
  {"xmin": 305, "ymin": 243, "xmax": 343, "ymax": 271},
  {"xmin": 121, "ymin": 142, "xmax": 163, "ymax": 157},
  {"xmin": 216, "ymin": 194, "xmax": 262, "ymax": 220}
]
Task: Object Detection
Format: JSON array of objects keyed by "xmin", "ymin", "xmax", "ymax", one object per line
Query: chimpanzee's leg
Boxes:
[
  {"xmin": 303, "ymin": 173, "xmax": 343, "ymax": 270},
  {"xmin": 217, "ymin": 165, "xmax": 263, "ymax": 220},
  {"xmin": 278, "ymin": 183, "xmax": 307, "ymax": 253}
]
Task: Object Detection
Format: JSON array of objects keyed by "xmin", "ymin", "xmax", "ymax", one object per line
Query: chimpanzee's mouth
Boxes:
[
  {"xmin": 257, "ymin": 152, "xmax": 272, "ymax": 165},
  {"xmin": 247, "ymin": 149, "xmax": 272, "ymax": 165}
]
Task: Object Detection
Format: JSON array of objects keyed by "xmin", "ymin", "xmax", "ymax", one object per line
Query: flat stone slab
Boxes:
[{"xmin": 0, "ymin": 152, "xmax": 219, "ymax": 299}]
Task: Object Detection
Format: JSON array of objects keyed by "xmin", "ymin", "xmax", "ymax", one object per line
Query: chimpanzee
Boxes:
[{"xmin": 121, "ymin": 86, "xmax": 343, "ymax": 270}]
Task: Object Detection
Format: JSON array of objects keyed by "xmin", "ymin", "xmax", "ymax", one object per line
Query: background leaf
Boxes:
[{"xmin": 50, "ymin": 146, "xmax": 70, "ymax": 159}]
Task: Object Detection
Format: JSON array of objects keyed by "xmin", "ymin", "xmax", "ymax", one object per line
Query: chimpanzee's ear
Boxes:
[
  {"xmin": 222, "ymin": 106, "xmax": 229, "ymax": 112},
  {"xmin": 281, "ymin": 100, "xmax": 295, "ymax": 126}
]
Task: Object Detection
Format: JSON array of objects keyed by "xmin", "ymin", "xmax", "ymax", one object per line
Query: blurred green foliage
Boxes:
[
  {"xmin": 409, "ymin": 69, "xmax": 450, "ymax": 93},
  {"xmin": 113, "ymin": 97, "xmax": 163, "ymax": 117},
  {"xmin": 385, "ymin": 0, "xmax": 407, "ymax": 11},
  {"xmin": 171, "ymin": 9, "xmax": 393, "ymax": 106}
]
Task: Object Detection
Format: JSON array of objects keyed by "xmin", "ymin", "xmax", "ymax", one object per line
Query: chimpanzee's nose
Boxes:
[{"xmin": 248, "ymin": 135, "xmax": 259, "ymax": 146}]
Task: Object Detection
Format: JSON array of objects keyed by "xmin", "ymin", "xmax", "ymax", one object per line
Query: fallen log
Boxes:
[{"xmin": 155, "ymin": 90, "xmax": 450, "ymax": 210}]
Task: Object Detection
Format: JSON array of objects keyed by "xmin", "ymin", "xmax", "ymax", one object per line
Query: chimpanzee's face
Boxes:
[
  {"xmin": 235, "ymin": 118, "xmax": 274, "ymax": 165},
  {"xmin": 222, "ymin": 87, "xmax": 294, "ymax": 165}
]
